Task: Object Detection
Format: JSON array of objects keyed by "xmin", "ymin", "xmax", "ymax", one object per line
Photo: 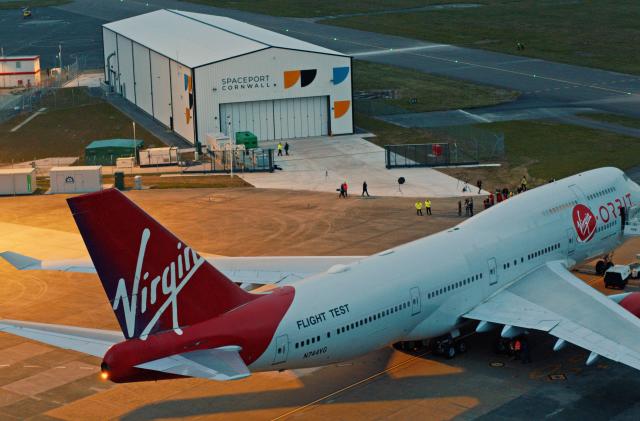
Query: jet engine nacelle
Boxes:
[{"xmin": 617, "ymin": 292, "xmax": 640, "ymax": 318}]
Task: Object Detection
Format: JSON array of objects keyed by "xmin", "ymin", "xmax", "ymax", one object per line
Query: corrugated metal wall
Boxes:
[
  {"xmin": 170, "ymin": 60, "xmax": 195, "ymax": 143},
  {"xmin": 116, "ymin": 34, "xmax": 135, "ymax": 103},
  {"xmin": 102, "ymin": 28, "xmax": 118, "ymax": 87},
  {"xmin": 150, "ymin": 51, "xmax": 172, "ymax": 127},
  {"xmin": 132, "ymin": 42, "xmax": 153, "ymax": 115}
]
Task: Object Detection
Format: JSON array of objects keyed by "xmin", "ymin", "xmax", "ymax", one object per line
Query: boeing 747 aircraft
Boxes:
[{"xmin": 3, "ymin": 167, "xmax": 640, "ymax": 382}]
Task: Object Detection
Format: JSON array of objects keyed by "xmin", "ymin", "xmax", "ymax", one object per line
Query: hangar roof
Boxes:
[{"xmin": 103, "ymin": 9, "xmax": 345, "ymax": 68}]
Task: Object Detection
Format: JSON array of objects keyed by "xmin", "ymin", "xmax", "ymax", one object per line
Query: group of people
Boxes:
[
  {"xmin": 338, "ymin": 181, "xmax": 371, "ymax": 198},
  {"xmin": 276, "ymin": 142, "xmax": 290, "ymax": 156},
  {"xmin": 415, "ymin": 199, "xmax": 432, "ymax": 216},
  {"xmin": 458, "ymin": 198, "xmax": 474, "ymax": 216},
  {"xmin": 483, "ymin": 176, "xmax": 529, "ymax": 210}
]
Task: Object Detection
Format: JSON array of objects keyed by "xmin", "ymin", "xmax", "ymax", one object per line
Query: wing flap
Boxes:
[
  {"xmin": 136, "ymin": 346, "xmax": 250, "ymax": 381},
  {"xmin": 0, "ymin": 320, "xmax": 123, "ymax": 358},
  {"xmin": 465, "ymin": 261, "xmax": 640, "ymax": 371}
]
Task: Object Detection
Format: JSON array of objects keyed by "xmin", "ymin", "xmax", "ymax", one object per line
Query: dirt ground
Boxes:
[{"xmin": 1, "ymin": 188, "xmax": 639, "ymax": 420}]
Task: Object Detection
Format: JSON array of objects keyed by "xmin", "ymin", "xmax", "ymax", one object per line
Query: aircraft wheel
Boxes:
[
  {"xmin": 446, "ymin": 345, "xmax": 456, "ymax": 359},
  {"xmin": 596, "ymin": 260, "xmax": 605, "ymax": 275}
]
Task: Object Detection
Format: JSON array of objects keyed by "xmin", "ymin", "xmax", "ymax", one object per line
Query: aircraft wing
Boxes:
[
  {"xmin": 136, "ymin": 345, "xmax": 250, "ymax": 381},
  {"xmin": 0, "ymin": 251, "xmax": 363, "ymax": 286},
  {"xmin": 464, "ymin": 261, "xmax": 640, "ymax": 370},
  {"xmin": 0, "ymin": 320, "xmax": 123, "ymax": 358}
]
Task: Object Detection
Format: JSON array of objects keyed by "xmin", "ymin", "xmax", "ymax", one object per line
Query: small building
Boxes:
[
  {"xmin": 85, "ymin": 139, "xmax": 144, "ymax": 165},
  {"xmin": 0, "ymin": 168, "xmax": 37, "ymax": 195},
  {"xmin": 49, "ymin": 166, "xmax": 102, "ymax": 194},
  {"xmin": 102, "ymin": 10, "xmax": 352, "ymax": 149},
  {"xmin": 0, "ymin": 56, "xmax": 41, "ymax": 88}
]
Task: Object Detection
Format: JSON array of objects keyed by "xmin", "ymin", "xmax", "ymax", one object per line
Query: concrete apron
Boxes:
[{"xmin": 241, "ymin": 135, "xmax": 487, "ymax": 198}]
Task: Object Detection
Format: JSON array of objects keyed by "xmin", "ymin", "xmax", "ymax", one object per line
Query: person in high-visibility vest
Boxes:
[
  {"xmin": 277, "ymin": 142, "xmax": 283, "ymax": 156},
  {"xmin": 424, "ymin": 199, "xmax": 432, "ymax": 215},
  {"xmin": 415, "ymin": 201, "xmax": 423, "ymax": 216}
]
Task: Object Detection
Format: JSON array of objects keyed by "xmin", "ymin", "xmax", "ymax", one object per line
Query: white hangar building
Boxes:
[{"xmin": 102, "ymin": 9, "xmax": 353, "ymax": 148}]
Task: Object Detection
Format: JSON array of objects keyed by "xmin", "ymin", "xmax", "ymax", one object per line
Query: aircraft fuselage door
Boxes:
[
  {"xmin": 566, "ymin": 228, "xmax": 576, "ymax": 255},
  {"xmin": 272, "ymin": 334, "xmax": 289, "ymax": 365},
  {"xmin": 410, "ymin": 287, "xmax": 421, "ymax": 316},
  {"xmin": 487, "ymin": 258, "xmax": 497, "ymax": 286}
]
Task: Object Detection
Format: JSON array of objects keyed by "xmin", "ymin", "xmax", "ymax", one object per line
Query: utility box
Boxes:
[
  {"xmin": 235, "ymin": 131, "xmax": 258, "ymax": 149},
  {"xmin": 114, "ymin": 171, "xmax": 125, "ymax": 190},
  {"xmin": 49, "ymin": 166, "xmax": 102, "ymax": 194},
  {"xmin": 139, "ymin": 147, "xmax": 178, "ymax": 167},
  {"xmin": 0, "ymin": 168, "xmax": 36, "ymax": 195}
]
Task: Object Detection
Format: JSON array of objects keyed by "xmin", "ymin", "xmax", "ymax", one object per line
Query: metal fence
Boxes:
[
  {"xmin": 385, "ymin": 126, "xmax": 505, "ymax": 168},
  {"xmin": 0, "ymin": 58, "xmax": 86, "ymax": 123},
  {"xmin": 184, "ymin": 148, "xmax": 274, "ymax": 173}
]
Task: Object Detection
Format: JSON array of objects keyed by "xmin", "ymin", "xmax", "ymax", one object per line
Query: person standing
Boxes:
[
  {"xmin": 464, "ymin": 199, "xmax": 470, "ymax": 216},
  {"xmin": 520, "ymin": 176, "xmax": 527, "ymax": 191},
  {"xmin": 362, "ymin": 181, "xmax": 370, "ymax": 197},
  {"xmin": 469, "ymin": 198, "xmax": 474, "ymax": 216},
  {"xmin": 277, "ymin": 142, "xmax": 283, "ymax": 156},
  {"xmin": 415, "ymin": 201, "xmax": 423, "ymax": 216},
  {"xmin": 338, "ymin": 183, "xmax": 345, "ymax": 198},
  {"xmin": 425, "ymin": 199, "xmax": 432, "ymax": 215},
  {"xmin": 458, "ymin": 200, "xmax": 462, "ymax": 217},
  {"xmin": 284, "ymin": 142, "xmax": 290, "ymax": 156},
  {"xmin": 476, "ymin": 179, "xmax": 482, "ymax": 194},
  {"xmin": 344, "ymin": 181, "xmax": 348, "ymax": 197}
]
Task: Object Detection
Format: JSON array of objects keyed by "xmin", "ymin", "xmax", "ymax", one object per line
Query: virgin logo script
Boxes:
[
  {"xmin": 112, "ymin": 228, "xmax": 204, "ymax": 339},
  {"xmin": 572, "ymin": 204, "xmax": 596, "ymax": 243}
]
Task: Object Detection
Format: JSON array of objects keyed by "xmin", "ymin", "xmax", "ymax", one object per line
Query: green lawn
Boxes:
[
  {"xmin": 0, "ymin": 89, "xmax": 164, "ymax": 164},
  {"xmin": 182, "ymin": 0, "xmax": 461, "ymax": 18},
  {"xmin": 0, "ymin": 0, "xmax": 70, "ymax": 9},
  {"xmin": 578, "ymin": 113, "xmax": 640, "ymax": 130},
  {"xmin": 325, "ymin": 1, "xmax": 640, "ymax": 75},
  {"xmin": 439, "ymin": 120, "xmax": 640, "ymax": 190},
  {"xmin": 353, "ymin": 61, "xmax": 518, "ymax": 115}
]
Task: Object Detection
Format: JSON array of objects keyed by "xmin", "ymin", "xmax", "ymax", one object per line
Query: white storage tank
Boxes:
[
  {"xmin": 0, "ymin": 168, "xmax": 37, "ymax": 195},
  {"xmin": 49, "ymin": 166, "xmax": 103, "ymax": 194}
]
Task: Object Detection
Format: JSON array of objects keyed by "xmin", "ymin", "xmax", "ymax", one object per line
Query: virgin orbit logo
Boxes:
[{"xmin": 572, "ymin": 204, "xmax": 596, "ymax": 243}]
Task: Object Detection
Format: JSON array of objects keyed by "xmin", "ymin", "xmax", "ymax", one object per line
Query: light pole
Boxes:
[{"xmin": 132, "ymin": 121, "xmax": 137, "ymax": 165}]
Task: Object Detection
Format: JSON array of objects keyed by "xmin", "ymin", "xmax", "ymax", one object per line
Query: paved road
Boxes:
[{"xmin": 1, "ymin": 0, "xmax": 639, "ymax": 123}]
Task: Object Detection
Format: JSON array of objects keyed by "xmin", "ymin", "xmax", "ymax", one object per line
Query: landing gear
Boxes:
[
  {"xmin": 596, "ymin": 254, "xmax": 614, "ymax": 275},
  {"xmin": 433, "ymin": 333, "xmax": 467, "ymax": 359}
]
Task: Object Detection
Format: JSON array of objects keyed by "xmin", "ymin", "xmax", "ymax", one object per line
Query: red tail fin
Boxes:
[{"xmin": 67, "ymin": 189, "xmax": 256, "ymax": 339}]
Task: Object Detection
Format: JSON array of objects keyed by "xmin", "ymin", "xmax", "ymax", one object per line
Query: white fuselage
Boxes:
[{"xmin": 250, "ymin": 168, "xmax": 640, "ymax": 371}]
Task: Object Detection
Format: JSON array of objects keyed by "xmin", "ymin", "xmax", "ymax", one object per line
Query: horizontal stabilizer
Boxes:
[
  {"xmin": 0, "ymin": 320, "xmax": 123, "ymax": 358},
  {"xmin": 136, "ymin": 345, "xmax": 250, "ymax": 381},
  {"xmin": 0, "ymin": 251, "xmax": 96, "ymax": 273}
]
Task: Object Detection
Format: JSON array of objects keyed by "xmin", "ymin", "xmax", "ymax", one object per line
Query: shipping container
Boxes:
[
  {"xmin": 0, "ymin": 168, "xmax": 36, "ymax": 195},
  {"xmin": 49, "ymin": 166, "xmax": 102, "ymax": 194}
]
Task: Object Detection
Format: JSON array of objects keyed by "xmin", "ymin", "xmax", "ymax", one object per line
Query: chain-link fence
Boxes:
[
  {"xmin": 183, "ymin": 148, "xmax": 274, "ymax": 173},
  {"xmin": 0, "ymin": 58, "xmax": 89, "ymax": 123},
  {"xmin": 385, "ymin": 126, "xmax": 505, "ymax": 168}
]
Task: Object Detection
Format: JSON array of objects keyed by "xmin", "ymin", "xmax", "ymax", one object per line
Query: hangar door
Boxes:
[{"xmin": 220, "ymin": 96, "xmax": 328, "ymax": 141}]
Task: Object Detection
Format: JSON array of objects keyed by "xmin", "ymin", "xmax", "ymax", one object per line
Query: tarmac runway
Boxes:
[
  {"xmin": 2, "ymin": 189, "xmax": 640, "ymax": 420},
  {"xmin": 1, "ymin": 0, "xmax": 639, "ymax": 124}
]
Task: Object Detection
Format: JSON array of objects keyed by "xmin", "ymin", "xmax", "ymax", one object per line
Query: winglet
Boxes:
[{"xmin": 0, "ymin": 251, "xmax": 42, "ymax": 270}]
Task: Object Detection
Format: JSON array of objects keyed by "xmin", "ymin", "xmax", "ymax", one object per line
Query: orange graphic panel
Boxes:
[
  {"xmin": 284, "ymin": 70, "xmax": 300, "ymax": 89},
  {"xmin": 334, "ymin": 100, "xmax": 351, "ymax": 118},
  {"xmin": 185, "ymin": 108, "xmax": 191, "ymax": 125}
]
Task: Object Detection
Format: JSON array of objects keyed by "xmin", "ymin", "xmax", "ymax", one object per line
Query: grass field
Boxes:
[
  {"xmin": 577, "ymin": 113, "xmax": 640, "ymax": 130},
  {"xmin": 325, "ymin": 1, "xmax": 640, "ymax": 75},
  {"xmin": 0, "ymin": 0, "xmax": 70, "ymax": 9},
  {"xmin": 103, "ymin": 174, "xmax": 251, "ymax": 190},
  {"xmin": 438, "ymin": 120, "xmax": 640, "ymax": 190},
  {"xmin": 353, "ymin": 61, "xmax": 518, "ymax": 114},
  {"xmin": 183, "ymin": 0, "xmax": 460, "ymax": 18},
  {"xmin": 0, "ymin": 88, "xmax": 164, "ymax": 164}
]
